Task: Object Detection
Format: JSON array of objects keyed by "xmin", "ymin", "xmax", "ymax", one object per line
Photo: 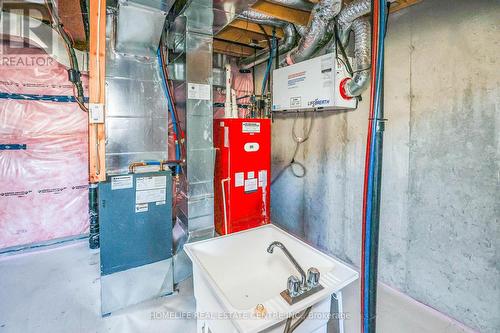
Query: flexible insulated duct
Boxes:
[
  {"xmin": 239, "ymin": 23, "xmax": 298, "ymax": 69},
  {"xmin": 266, "ymin": 0, "xmax": 314, "ymax": 11},
  {"xmin": 285, "ymin": 0, "xmax": 342, "ymax": 65},
  {"xmin": 342, "ymin": 16, "xmax": 371, "ymax": 97},
  {"xmin": 239, "ymin": 10, "xmax": 286, "ymax": 27},
  {"xmin": 337, "ymin": 0, "xmax": 371, "ymax": 45}
]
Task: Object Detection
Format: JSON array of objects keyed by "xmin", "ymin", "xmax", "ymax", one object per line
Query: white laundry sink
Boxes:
[{"xmin": 184, "ymin": 224, "xmax": 358, "ymax": 333}]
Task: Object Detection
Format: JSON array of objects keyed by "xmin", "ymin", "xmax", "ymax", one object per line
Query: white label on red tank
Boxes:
[
  {"xmin": 248, "ymin": 171, "xmax": 255, "ymax": 179},
  {"xmin": 235, "ymin": 172, "xmax": 244, "ymax": 187},
  {"xmin": 244, "ymin": 178, "xmax": 258, "ymax": 193},
  {"xmin": 242, "ymin": 122, "xmax": 261, "ymax": 133},
  {"xmin": 244, "ymin": 142, "xmax": 259, "ymax": 152},
  {"xmin": 258, "ymin": 170, "xmax": 267, "ymax": 188},
  {"xmin": 224, "ymin": 127, "xmax": 229, "ymax": 147}
]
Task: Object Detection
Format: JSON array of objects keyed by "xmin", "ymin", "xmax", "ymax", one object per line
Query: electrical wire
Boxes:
[
  {"xmin": 158, "ymin": 47, "xmax": 182, "ymax": 175},
  {"xmin": 44, "ymin": 0, "xmax": 88, "ymax": 113},
  {"xmin": 271, "ymin": 111, "xmax": 315, "ymax": 185}
]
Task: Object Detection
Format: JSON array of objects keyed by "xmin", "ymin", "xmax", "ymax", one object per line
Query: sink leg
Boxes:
[
  {"xmin": 197, "ymin": 320, "xmax": 205, "ymax": 333},
  {"xmin": 333, "ymin": 291, "xmax": 344, "ymax": 333}
]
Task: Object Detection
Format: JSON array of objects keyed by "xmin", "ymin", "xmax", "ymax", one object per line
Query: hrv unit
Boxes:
[{"xmin": 272, "ymin": 52, "xmax": 357, "ymax": 111}]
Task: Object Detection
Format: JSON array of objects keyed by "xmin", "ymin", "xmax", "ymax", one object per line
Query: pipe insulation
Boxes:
[
  {"xmin": 285, "ymin": 0, "xmax": 342, "ymax": 65},
  {"xmin": 343, "ymin": 17, "xmax": 371, "ymax": 97},
  {"xmin": 337, "ymin": 0, "xmax": 371, "ymax": 45},
  {"xmin": 239, "ymin": 23, "xmax": 298, "ymax": 69}
]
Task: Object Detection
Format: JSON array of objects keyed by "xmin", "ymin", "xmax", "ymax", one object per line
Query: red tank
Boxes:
[{"xmin": 213, "ymin": 118, "xmax": 271, "ymax": 235}]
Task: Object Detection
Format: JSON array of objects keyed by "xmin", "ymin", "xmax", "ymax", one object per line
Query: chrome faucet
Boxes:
[
  {"xmin": 267, "ymin": 241, "xmax": 323, "ymax": 304},
  {"xmin": 267, "ymin": 241, "xmax": 307, "ymax": 289}
]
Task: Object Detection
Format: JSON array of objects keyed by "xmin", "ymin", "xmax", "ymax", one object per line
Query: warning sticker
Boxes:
[
  {"xmin": 135, "ymin": 203, "xmax": 148, "ymax": 213},
  {"xmin": 244, "ymin": 178, "xmax": 258, "ymax": 193},
  {"xmin": 136, "ymin": 176, "xmax": 166, "ymax": 191},
  {"xmin": 111, "ymin": 175, "xmax": 133, "ymax": 190},
  {"xmin": 258, "ymin": 170, "xmax": 268, "ymax": 188},
  {"xmin": 136, "ymin": 188, "xmax": 166, "ymax": 204},
  {"xmin": 242, "ymin": 122, "xmax": 261, "ymax": 133},
  {"xmin": 235, "ymin": 172, "xmax": 244, "ymax": 187},
  {"xmin": 187, "ymin": 83, "xmax": 211, "ymax": 100}
]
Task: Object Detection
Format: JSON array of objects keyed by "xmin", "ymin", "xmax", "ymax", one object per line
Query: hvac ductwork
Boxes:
[
  {"xmin": 341, "ymin": 16, "xmax": 371, "ymax": 97},
  {"xmin": 239, "ymin": 9, "xmax": 285, "ymax": 27},
  {"xmin": 336, "ymin": 0, "xmax": 371, "ymax": 45},
  {"xmin": 239, "ymin": 23, "xmax": 298, "ymax": 69},
  {"xmin": 285, "ymin": 0, "xmax": 342, "ymax": 65},
  {"xmin": 266, "ymin": 0, "xmax": 314, "ymax": 11}
]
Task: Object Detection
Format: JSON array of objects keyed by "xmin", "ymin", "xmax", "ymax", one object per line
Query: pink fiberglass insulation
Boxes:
[
  {"xmin": 214, "ymin": 59, "xmax": 254, "ymax": 119},
  {"xmin": 0, "ymin": 41, "xmax": 89, "ymax": 250}
]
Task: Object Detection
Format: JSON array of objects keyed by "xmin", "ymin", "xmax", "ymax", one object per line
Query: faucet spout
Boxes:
[{"xmin": 267, "ymin": 241, "xmax": 307, "ymax": 288}]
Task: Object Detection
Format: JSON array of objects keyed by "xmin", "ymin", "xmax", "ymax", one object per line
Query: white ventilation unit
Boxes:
[{"xmin": 272, "ymin": 52, "xmax": 357, "ymax": 112}]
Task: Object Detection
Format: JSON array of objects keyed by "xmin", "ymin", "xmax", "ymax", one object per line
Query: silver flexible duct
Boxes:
[
  {"xmin": 238, "ymin": 10, "xmax": 286, "ymax": 27},
  {"xmin": 337, "ymin": 0, "xmax": 371, "ymax": 45},
  {"xmin": 266, "ymin": 0, "xmax": 314, "ymax": 11},
  {"xmin": 343, "ymin": 17, "xmax": 371, "ymax": 97},
  {"xmin": 239, "ymin": 23, "xmax": 298, "ymax": 69},
  {"xmin": 285, "ymin": 0, "xmax": 342, "ymax": 65}
]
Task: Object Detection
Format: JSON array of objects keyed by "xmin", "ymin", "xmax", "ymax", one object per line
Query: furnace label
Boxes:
[
  {"xmin": 242, "ymin": 122, "xmax": 261, "ymax": 133},
  {"xmin": 111, "ymin": 175, "xmax": 133, "ymax": 190}
]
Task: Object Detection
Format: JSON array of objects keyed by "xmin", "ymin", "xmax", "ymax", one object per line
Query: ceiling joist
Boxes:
[{"xmin": 250, "ymin": 1, "xmax": 311, "ymax": 26}]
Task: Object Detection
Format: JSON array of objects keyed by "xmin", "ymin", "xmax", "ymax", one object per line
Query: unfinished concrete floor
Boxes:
[{"xmin": 0, "ymin": 240, "xmax": 475, "ymax": 333}]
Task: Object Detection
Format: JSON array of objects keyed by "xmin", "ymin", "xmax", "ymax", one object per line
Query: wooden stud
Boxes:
[{"xmin": 88, "ymin": 0, "xmax": 106, "ymax": 183}]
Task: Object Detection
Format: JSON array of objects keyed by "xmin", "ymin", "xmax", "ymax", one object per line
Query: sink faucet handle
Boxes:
[
  {"xmin": 307, "ymin": 267, "xmax": 320, "ymax": 287},
  {"xmin": 287, "ymin": 275, "xmax": 301, "ymax": 297}
]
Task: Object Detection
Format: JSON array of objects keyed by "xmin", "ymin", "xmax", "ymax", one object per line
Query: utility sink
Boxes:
[{"xmin": 185, "ymin": 224, "xmax": 358, "ymax": 333}]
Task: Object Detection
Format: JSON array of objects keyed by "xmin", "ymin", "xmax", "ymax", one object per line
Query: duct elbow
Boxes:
[
  {"xmin": 343, "ymin": 16, "xmax": 371, "ymax": 97},
  {"xmin": 288, "ymin": 0, "xmax": 342, "ymax": 64},
  {"xmin": 344, "ymin": 71, "xmax": 370, "ymax": 97}
]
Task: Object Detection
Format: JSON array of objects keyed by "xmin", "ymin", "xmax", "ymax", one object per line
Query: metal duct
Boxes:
[
  {"xmin": 336, "ymin": 0, "xmax": 371, "ymax": 45},
  {"xmin": 285, "ymin": 0, "xmax": 341, "ymax": 65},
  {"xmin": 266, "ymin": 0, "xmax": 314, "ymax": 11},
  {"xmin": 105, "ymin": 4, "xmax": 171, "ymax": 174},
  {"xmin": 239, "ymin": 23, "xmax": 298, "ymax": 69},
  {"xmin": 168, "ymin": 0, "xmax": 215, "ymax": 283},
  {"xmin": 115, "ymin": 0, "xmax": 174, "ymax": 57},
  {"xmin": 343, "ymin": 16, "xmax": 371, "ymax": 97},
  {"xmin": 238, "ymin": 9, "xmax": 285, "ymax": 27}
]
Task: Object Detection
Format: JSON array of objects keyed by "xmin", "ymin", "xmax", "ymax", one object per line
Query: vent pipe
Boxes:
[
  {"xmin": 285, "ymin": 0, "xmax": 342, "ymax": 65},
  {"xmin": 341, "ymin": 16, "xmax": 371, "ymax": 97},
  {"xmin": 337, "ymin": 0, "xmax": 371, "ymax": 45}
]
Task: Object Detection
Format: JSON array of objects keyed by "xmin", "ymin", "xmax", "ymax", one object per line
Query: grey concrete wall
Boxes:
[{"xmin": 268, "ymin": 0, "xmax": 500, "ymax": 332}]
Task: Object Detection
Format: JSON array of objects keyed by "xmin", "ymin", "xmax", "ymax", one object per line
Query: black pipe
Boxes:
[
  {"xmin": 88, "ymin": 183, "xmax": 99, "ymax": 249},
  {"xmin": 80, "ymin": 0, "xmax": 90, "ymax": 48},
  {"xmin": 366, "ymin": 2, "xmax": 390, "ymax": 332}
]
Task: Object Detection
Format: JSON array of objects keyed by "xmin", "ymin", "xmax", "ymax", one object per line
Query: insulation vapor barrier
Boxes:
[{"xmin": 0, "ymin": 41, "xmax": 89, "ymax": 250}]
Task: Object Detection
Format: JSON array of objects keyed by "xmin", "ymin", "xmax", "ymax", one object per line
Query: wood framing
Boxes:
[
  {"xmin": 88, "ymin": 0, "xmax": 106, "ymax": 183},
  {"xmin": 229, "ymin": 19, "xmax": 285, "ymax": 38},
  {"xmin": 251, "ymin": 1, "xmax": 311, "ymax": 26}
]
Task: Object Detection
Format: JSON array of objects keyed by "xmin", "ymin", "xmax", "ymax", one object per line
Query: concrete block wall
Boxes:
[{"xmin": 268, "ymin": 0, "xmax": 500, "ymax": 331}]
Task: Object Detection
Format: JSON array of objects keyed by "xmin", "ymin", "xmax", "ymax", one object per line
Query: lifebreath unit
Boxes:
[{"xmin": 272, "ymin": 52, "xmax": 357, "ymax": 112}]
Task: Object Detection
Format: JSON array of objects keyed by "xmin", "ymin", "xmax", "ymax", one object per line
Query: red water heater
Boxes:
[{"xmin": 214, "ymin": 118, "xmax": 271, "ymax": 235}]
